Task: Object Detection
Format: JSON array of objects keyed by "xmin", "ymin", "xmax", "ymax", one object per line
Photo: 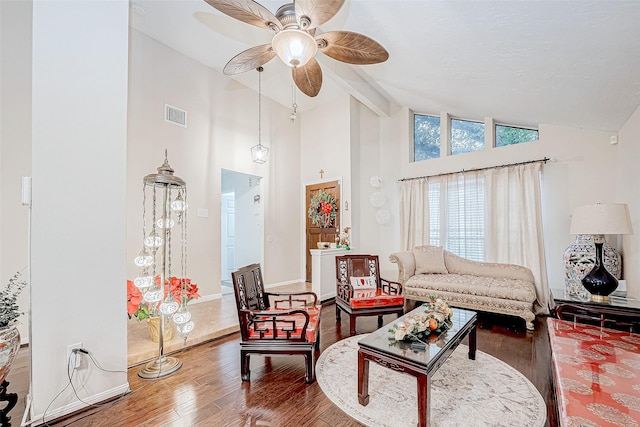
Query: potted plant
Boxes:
[{"xmin": 0, "ymin": 270, "xmax": 26, "ymax": 386}]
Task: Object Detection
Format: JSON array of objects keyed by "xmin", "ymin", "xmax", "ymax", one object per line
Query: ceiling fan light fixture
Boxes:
[{"xmin": 272, "ymin": 29, "xmax": 317, "ymax": 68}]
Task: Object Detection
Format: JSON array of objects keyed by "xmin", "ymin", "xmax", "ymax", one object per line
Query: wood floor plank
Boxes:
[{"xmin": 5, "ymin": 304, "xmax": 557, "ymax": 426}]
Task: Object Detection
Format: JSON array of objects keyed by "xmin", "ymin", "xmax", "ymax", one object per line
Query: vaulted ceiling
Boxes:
[{"xmin": 130, "ymin": 0, "xmax": 640, "ymax": 132}]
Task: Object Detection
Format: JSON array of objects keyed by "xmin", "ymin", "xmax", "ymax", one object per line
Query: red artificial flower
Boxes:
[
  {"xmin": 320, "ymin": 201, "xmax": 333, "ymax": 215},
  {"xmin": 127, "ymin": 280, "xmax": 143, "ymax": 316},
  {"xmin": 163, "ymin": 276, "xmax": 201, "ymax": 303}
]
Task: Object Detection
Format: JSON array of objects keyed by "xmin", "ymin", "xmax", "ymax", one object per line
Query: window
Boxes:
[
  {"xmin": 428, "ymin": 175, "xmax": 484, "ymax": 261},
  {"xmin": 451, "ymin": 119, "xmax": 484, "ymax": 155},
  {"xmin": 413, "ymin": 114, "xmax": 440, "ymax": 161},
  {"xmin": 495, "ymin": 125, "xmax": 539, "ymax": 147}
]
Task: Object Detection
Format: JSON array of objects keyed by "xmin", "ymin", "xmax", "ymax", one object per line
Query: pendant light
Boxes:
[{"xmin": 251, "ymin": 66, "xmax": 269, "ymax": 164}]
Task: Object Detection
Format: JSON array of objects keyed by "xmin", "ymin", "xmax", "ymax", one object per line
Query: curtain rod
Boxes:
[{"xmin": 398, "ymin": 157, "xmax": 550, "ymax": 182}]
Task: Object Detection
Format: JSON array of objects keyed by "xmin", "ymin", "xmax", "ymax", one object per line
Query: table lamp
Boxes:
[{"xmin": 569, "ymin": 203, "xmax": 633, "ymax": 302}]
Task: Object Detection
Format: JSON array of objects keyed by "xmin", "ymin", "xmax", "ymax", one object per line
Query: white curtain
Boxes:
[
  {"xmin": 399, "ymin": 178, "xmax": 429, "ymax": 250},
  {"xmin": 484, "ymin": 162, "xmax": 549, "ymax": 314},
  {"xmin": 399, "ymin": 162, "xmax": 550, "ymax": 314}
]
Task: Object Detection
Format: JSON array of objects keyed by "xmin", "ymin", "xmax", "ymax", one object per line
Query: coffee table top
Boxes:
[{"xmin": 357, "ymin": 306, "xmax": 477, "ymax": 368}]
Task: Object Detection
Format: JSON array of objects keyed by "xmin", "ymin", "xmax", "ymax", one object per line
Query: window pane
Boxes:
[
  {"xmin": 496, "ymin": 125, "xmax": 539, "ymax": 147},
  {"xmin": 414, "ymin": 114, "xmax": 440, "ymax": 161},
  {"xmin": 451, "ymin": 119, "xmax": 484, "ymax": 155}
]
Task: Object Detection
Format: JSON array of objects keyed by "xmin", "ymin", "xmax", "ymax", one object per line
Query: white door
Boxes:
[{"xmin": 221, "ymin": 192, "xmax": 235, "ymax": 282}]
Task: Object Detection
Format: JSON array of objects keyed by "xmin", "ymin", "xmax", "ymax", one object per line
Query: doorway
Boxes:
[
  {"xmin": 305, "ymin": 180, "xmax": 341, "ymax": 282},
  {"xmin": 221, "ymin": 169, "xmax": 264, "ymax": 294}
]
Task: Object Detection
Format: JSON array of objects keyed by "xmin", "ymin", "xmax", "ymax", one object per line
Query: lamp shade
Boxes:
[
  {"xmin": 251, "ymin": 143, "xmax": 269, "ymax": 164},
  {"xmin": 272, "ymin": 29, "xmax": 317, "ymax": 68},
  {"xmin": 569, "ymin": 203, "xmax": 633, "ymax": 235}
]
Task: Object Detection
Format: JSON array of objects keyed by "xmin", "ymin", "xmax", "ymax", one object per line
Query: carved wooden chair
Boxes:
[
  {"xmin": 231, "ymin": 263, "xmax": 321, "ymax": 383},
  {"xmin": 335, "ymin": 254, "xmax": 404, "ymax": 336}
]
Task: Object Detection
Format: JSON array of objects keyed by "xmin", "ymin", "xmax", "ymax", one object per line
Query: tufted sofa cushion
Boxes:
[
  {"xmin": 405, "ymin": 273, "xmax": 536, "ymax": 303},
  {"xmin": 414, "ymin": 246, "xmax": 448, "ymax": 274}
]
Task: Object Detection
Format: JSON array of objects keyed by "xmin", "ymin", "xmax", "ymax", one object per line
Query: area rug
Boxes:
[{"xmin": 316, "ymin": 335, "xmax": 546, "ymax": 427}]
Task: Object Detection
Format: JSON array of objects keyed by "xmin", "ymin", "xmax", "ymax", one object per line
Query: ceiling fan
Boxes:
[{"xmin": 204, "ymin": 0, "xmax": 389, "ymax": 97}]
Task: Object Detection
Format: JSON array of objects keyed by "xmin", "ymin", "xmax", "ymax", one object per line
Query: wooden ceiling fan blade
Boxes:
[
  {"xmin": 317, "ymin": 31, "xmax": 389, "ymax": 65},
  {"xmin": 204, "ymin": 0, "xmax": 282, "ymax": 31},
  {"xmin": 294, "ymin": 0, "xmax": 345, "ymax": 30},
  {"xmin": 292, "ymin": 58, "xmax": 322, "ymax": 97},
  {"xmin": 223, "ymin": 44, "xmax": 276, "ymax": 75}
]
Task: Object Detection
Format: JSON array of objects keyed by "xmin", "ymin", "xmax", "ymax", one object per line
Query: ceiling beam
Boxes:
[{"xmin": 318, "ymin": 57, "xmax": 395, "ymax": 118}]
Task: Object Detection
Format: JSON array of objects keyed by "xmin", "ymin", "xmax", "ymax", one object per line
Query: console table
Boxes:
[
  {"xmin": 310, "ymin": 248, "xmax": 347, "ymax": 302},
  {"xmin": 550, "ymin": 288, "xmax": 640, "ymax": 332}
]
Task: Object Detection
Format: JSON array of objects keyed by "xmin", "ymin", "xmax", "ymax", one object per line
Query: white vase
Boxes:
[
  {"xmin": 563, "ymin": 235, "xmax": 621, "ymax": 297},
  {"xmin": 0, "ymin": 326, "xmax": 20, "ymax": 385}
]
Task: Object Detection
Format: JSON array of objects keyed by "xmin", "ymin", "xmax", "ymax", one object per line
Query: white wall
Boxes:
[
  {"xmin": 349, "ymin": 99, "xmax": 404, "ymax": 279},
  {"xmin": 618, "ymin": 104, "xmax": 640, "ymax": 298},
  {"xmin": 127, "ymin": 31, "xmax": 302, "ymax": 294},
  {"xmin": 299, "ymin": 95, "xmax": 352, "ymax": 277},
  {"xmin": 30, "ymin": 0, "xmax": 129, "ymax": 420},
  {"xmin": 0, "ymin": 0, "xmax": 32, "ymax": 343}
]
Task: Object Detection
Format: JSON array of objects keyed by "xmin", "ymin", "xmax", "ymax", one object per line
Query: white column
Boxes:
[{"xmin": 30, "ymin": 0, "xmax": 129, "ymax": 420}]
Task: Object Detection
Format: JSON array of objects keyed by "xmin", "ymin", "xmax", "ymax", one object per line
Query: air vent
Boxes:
[{"xmin": 164, "ymin": 104, "xmax": 187, "ymax": 127}]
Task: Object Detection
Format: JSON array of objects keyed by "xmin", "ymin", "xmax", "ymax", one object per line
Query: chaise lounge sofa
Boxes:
[{"xmin": 389, "ymin": 245, "xmax": 537, "ymax": 330}]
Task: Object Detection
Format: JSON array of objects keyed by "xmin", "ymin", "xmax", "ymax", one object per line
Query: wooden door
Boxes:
[{"xmin": 305, "ymin": 180, "xmax": 340, "ymax": 282}]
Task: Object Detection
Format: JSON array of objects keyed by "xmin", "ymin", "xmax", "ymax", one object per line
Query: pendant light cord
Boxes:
[{"xmin": 257, "ymin": 66, "xmax": 263, "ymax": 147}]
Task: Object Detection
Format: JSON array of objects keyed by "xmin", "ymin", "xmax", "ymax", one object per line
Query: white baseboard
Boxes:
[
  {"xmin": 29, "ymin": 382, "xmax": 129, "ymax": 426},
  {"xmin": 265, "ymin": 278, "xmax": 306, "ymax": 289},
  {"xmin": 190, "ymin": 293, "xmax": 222, "ymax": 304}
]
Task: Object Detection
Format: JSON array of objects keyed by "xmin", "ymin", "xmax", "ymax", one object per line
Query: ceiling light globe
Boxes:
[
  {"xmin": 156, "ymin": 218, "xmax": 175, "ymax": 229},
  {"xmin": 272, "ymin": 29, "xmax": 317, "ymax": 68},
  {"xmin": 134, "ymin": 275, "xmax": 154, "ymax": 289},
  {"xmin": 144, "ymin": 231, "xmax": 163, "ymax": 249},
  {"xmin": 134, "ymin": 248, "xmax": 154, "ymax": 267},
  {"xmin": 173, "ymin": 308, "xmax": 192, "ymax": 325},
  {"xmin": 159, "ymin": 297, "xmax": 179, "ymax": 315},
  {"xmin": 144, "ymin": 288, "xmax": 164, "ymax": 303}
]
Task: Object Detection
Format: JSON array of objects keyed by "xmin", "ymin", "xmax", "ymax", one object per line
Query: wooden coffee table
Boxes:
[{"xmin": 357, "ymin": 306, "xmax": 477, "ymax": 427}]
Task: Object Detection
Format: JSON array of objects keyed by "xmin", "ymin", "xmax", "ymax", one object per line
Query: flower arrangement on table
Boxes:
[
  {"xmin": 127, "ymin": 276, "xmax": 200, "ymax": 321},
  {"xmin": 308, "ymin": 190, "xmax": 338, "ymax": 228},
  {"xmin": 389, "ymin": 296, "xmax": 453, "ymax": 342}
]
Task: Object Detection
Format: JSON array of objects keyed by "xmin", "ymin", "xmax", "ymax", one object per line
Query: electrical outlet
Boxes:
[{"xmin": 67, "ymin": 342, "xmax": 83, "ymax": 369}]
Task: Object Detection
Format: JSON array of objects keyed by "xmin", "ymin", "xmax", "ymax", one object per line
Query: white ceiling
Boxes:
[{"xmin": 130, "ymin": 0, "xmax": 640, "ymax": 132}]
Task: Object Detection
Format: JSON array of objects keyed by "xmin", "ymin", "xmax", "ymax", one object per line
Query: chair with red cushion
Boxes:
[
  {"xmin": 335, "ymin": 254, "xmax": 404, "ymax": 336},
  {"xmin": 231, "ymin": 263, "xmax": 321, "ymax": 383}
]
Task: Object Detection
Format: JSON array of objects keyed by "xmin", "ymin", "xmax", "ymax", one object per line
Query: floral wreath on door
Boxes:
[{"xmin": 308, "ymin": 190, "xmax": 338, "ymax": 228}]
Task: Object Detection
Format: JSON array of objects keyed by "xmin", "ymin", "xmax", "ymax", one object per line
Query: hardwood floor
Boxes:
[{"xmin": 7, "ymin": 303, "xmax": 557, "ymax": 426}]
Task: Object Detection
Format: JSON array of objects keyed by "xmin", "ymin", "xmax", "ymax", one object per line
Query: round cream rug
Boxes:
[{"xmin": 317, "ymin": 335, "xmax": 546, "ymax": 427}]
